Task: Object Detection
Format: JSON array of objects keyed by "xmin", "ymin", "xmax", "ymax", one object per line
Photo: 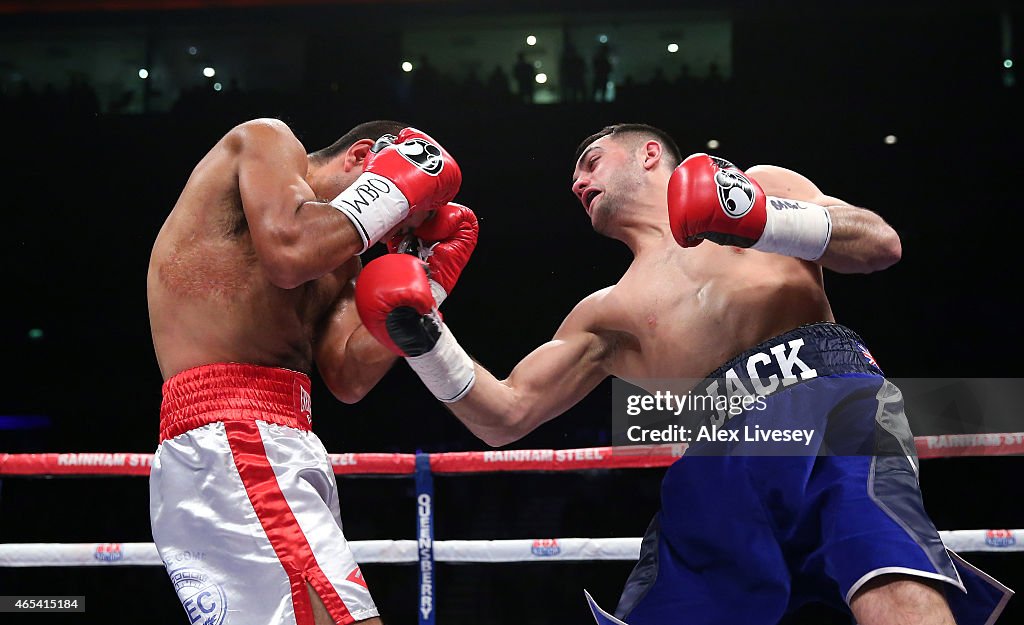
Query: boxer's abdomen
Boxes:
[
  {"xmin": 148, "ymin": 201, "xmax": 346, "ymax": 380},
  {"xmin": 607, "ymin": 243, "xmax": 832, "ymax": 382}
]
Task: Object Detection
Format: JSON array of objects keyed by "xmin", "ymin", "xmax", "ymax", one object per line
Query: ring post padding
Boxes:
[{"xmin": 414, "ymin": 452, "xmax": 435, "ymax": 625}]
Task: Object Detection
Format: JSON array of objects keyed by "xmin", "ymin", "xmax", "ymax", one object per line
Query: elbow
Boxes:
[
  {"xmin": 871, "ymin": 230, "xmax": 902, "ymax": 272},
  {"xmin": 480, "ymin": 430, "xmax": 520, "ymax": 448},
  {"xmin": 326, "ymin": 375, "xmax": 373, "ymax": 405},
  {"xmin": 477, "ymin": 406, "xmax": 530, "ymax": 448},
  {"xmin": 264, "ymin": 263, "xmax": 306, "ymax": 290},
  {"xmin": 334, "ymin": 386, "xmax": 369, "ymax": 405},
  {"xmin": 261, "ymin": 226, "xmax": 308, "ymax": 289}
]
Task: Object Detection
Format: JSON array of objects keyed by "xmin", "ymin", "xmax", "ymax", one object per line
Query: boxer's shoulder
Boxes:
[
  {"xmin": 561, "ymin": 286, "xmax": 615, "ymax": 326},
  {"xmin": 219, "ymin": 118, "xmax": 306, "ymax": 166},
  {"xmin": 226, "ymin": 117, "xmax": 297, "ymax": 144},
  {"xmin": 556, "ymin": 285, "xmax": 635, "ymax": 344}
]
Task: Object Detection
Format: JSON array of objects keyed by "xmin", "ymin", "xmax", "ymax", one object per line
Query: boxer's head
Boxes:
[
  {"xmin": 571, "ymin": 123, "xmax": 682, "ymax": 235},
  {"xmin": 308, "ymin": 120, "xmax": 407, "ymax": 198}
]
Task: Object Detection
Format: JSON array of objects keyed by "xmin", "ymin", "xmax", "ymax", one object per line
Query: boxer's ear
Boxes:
[
  {"xmin": 642, "ymin": 140, "xmax": 662, "ymax": 171},
  {"xmin": 345, "ymin": 139, "xmax": 375, "ymax": 171}
]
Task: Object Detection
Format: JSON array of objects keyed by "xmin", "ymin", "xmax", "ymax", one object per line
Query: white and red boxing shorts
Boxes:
[{"xmin": 150, "ymin": 363, "xmax": 378, "ymax": 625}]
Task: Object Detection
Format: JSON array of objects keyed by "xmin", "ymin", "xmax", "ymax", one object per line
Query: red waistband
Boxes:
[{"xmin": 159, "ymin": 363, "xmax": 312, "ymax": 443}]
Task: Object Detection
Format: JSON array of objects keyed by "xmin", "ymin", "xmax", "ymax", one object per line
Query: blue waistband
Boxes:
[{"xmin": 703, "ymin": 322, "xmax": 883, "ymax": 385}]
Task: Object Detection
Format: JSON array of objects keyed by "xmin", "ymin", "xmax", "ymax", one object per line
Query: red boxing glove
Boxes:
[
  {"xmin": 365, "ymin": 127, "xmax": 462, "ymax": 213},
  {"xmin": 354, "ymin": 253, "xmax": 439, "ymax": 357},
  {"xmin": 668, "ymin": 153, "xmax": 767, "ymax": 249},
  {"xmin": 388, "ymin": 202, "xmax": 478, "ymax": 305},
  {"xmin": 668, "ymin": 153, "xmax": 833, "ymax": 260},
  {"xmin": 355, "ymin": 253, "xmax": 477, "ymax": 402},
  {"xmin": 330, "ymin": 128, "xmax": 462, "ymax": 253}
]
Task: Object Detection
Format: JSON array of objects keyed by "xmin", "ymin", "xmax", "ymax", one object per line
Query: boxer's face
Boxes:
[
  {"xmin": 571, "ymin": 135, "xmax": 643, "ymax": 234},
  {"xmin": 312, "ymin": 155, "xmax": 365, "ymax": 201}
]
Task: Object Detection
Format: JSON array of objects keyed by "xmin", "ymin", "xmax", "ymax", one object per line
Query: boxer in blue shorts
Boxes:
[
  {"xmin": 609, "ymin": 323, "xmax": 1011, "ymax": 625},
  {"xmin": 356, "ymin": 123, "xmax": 1012, "ymax": 624}
]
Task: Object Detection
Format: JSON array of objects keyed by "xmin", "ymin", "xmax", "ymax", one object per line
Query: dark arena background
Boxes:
[{"xmin": 0, "ymin": 0, "xmax": 1021, "ymax": 624}]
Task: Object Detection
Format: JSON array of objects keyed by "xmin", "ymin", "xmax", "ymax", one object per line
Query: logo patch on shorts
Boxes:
[
  {"xmin": 396, "ymin": 138, "xmax": 444, "ymax": 176},
  {"xmin": 856, "ymin": 342, "xmax": 879, "ymax": 368},
  {"xmin": 170, "ymin": 567, "xmax": 228, "ymax": 625},
  {"xmin": 294, "ymin": 379, "xmax": 312, "ymax": 426},
  {"xmin": 714, "ymin": 168, "xmax": 756, "ymax": 218},
  {"xmin": 346, "ymin": 566, "xmax": 368, "ymax": 589}
]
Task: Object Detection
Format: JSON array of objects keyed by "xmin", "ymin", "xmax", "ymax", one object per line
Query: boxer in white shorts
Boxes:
[
  {"xmin": 147, "ymin": 117, "xmax": 475, "ymax": 624},
  {"xmin": 152, "ymin": 363, "xmax": 376, "ymax": 624}
]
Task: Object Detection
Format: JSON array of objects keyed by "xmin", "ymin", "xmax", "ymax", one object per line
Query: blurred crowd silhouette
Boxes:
[{"xmin": 0, "ymin": 49, "xmax": 734, "ymax": 116}]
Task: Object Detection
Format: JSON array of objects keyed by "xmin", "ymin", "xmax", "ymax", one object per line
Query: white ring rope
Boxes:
[{"xmin": 0, "ymin": 531, "xmax": 1020, "ymax": 567}]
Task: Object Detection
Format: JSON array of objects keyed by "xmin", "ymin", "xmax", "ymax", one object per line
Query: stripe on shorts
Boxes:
[{"xmin": 225, "ymin": 420, "xmax": 354, "ymax": 625}]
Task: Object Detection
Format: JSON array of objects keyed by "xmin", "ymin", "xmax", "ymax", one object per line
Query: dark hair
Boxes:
[
  {"xmin": 574, "ymin": 123, "xmax": 682, "ymax": 168},
  {"xmin": 310, "ymin": 120, "xmax": 408, "ymax": 161}
]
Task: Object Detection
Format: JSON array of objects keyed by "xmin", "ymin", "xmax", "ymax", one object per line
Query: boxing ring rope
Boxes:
[
  {"xmin": 2, "ymin": 433, "xmax": 1022, "ymax": 624},
  {"xmin": 1, "ymin": 532, "xmax": 1021, "ymax": 569},
  {"xmin": 3, "ymin": 432, "xmax": 1023, "ymax": 476}
]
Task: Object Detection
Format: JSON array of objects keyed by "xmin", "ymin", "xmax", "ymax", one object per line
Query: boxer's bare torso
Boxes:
[
  {"xmin": 579, "ymin": 238, "xmax": 831, "ymax": 387},
  {"xmin": 448, "ymin": 135, "xmax": 897, "ymax": 445},
  {"xmin": 570, "ymin": 160, "xmax": 836, "ymax": 385},
  {"xmin": 148, "ymin": 126, "xmax": 357, "ymax": 380}
]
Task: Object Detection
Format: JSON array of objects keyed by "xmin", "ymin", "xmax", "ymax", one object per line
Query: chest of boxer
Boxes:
[
  {"xmin": 150, "ymin": 213, "xmax": 352, "ymax": 377},
  {"xmin": 601, "ymin": 244, "xmax": 831, "ymax": 382}
]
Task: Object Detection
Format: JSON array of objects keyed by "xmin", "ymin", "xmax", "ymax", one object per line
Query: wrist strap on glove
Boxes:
[
  {"xmin": 330, "ymin": 172, "xmax": 411, "ymax": 254},
  {"xmin": 405, "ymin": 324, "xmax": 476, "ymax": 403},
  {"xmin": 752, "ymin": 198, "xmax": 833, "ymax": 261}
]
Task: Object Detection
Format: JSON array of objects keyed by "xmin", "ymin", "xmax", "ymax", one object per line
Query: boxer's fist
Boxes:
[
  {"xmin": 388, "ymin": 202, "xmax": 478, "ymax": 304},
  {"xmin": 331, "ymin": 128, "xmax": 462, "ymax": 252},
  {"xmin": 365, "ymin": 128, "xmax": 462, "ymax": 214},
  {"xmin": 355, "ymin": 253, "xmax": 442, "ymax": 357},
  {"xmin": 668, "ymin": 153, "xmax": 767, "ymax": 248}
]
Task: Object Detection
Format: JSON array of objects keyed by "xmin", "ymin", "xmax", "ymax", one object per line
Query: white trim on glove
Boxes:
[
  {"xmin": 429, "ymin": 280, "xmax": 448, "ymax": 308},
  {"xmin": 752, "ymin": 197, "xmax": 833, "ymax": 261},
  {"xmin": 406, "ymin": 324, "xmax": 475, "ymax": 402},
  {"xmin": 329, "ymin": 172, "xmax": 410, "ymax": 253}
]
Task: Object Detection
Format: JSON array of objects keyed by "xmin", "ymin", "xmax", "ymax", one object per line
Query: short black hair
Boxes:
[
  {"xmin": 310, "ymin": 120, "xmax": 408, "ymax": 161},
  {"xmin": 574, "ymin": 123, "xmax": 682, "ymax": 168}
]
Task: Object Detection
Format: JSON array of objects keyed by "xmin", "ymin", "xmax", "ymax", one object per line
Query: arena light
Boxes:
[
  {"xmin": 401, "ymin": 61, "xmax": 413, "ymax": 72},
  {"xmin": 535, "ymin": 73, "xmax": 548, "ymax": 84},
  {"xmin": 187, "ymin": 46, "xmax": 197, "ymax": 56},
  {"xmin": 1005, "ymin": 59, "xmax": 1014, "ymax": 69},
  {"xmin": 137, "ymin": 68, "xmax": 149, "ymax": 79},
  {"xmin": 526, "ymin": 35, "xmax": 537, "ymax": 46},
  {"xmin": 533, "ymin": 60, "xmax": 543, "ymax": 69},
  {"xmin": 706, "ymin": 139, "xmax": 720, "ymax": 150},
  {"xmin": 203, "ymin": 67, "xmax": 216, "ymax": 78},
  {"xmin": 213, "ymin": 82, "xmax": 223, "ymax": 92},
  {"xmin": 884, "ymin": 134, "xmax": 898, "ymax": 145},
  {"xmin": 598, "ymin": 34, "xmax": 608, "ymax": 44},
  {"xmin": 667, "ymin": 43, "xmax": 679, "ymax": 53}
]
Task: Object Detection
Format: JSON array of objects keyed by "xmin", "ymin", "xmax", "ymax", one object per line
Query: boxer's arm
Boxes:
[
  {"xmin": 448, "ymin": 292, "xmax": 615, "ymax": 447},
  {"xmin": 745, "ymin": 165, "xmax": 902, "ymax": 274},
  {"xmin": 314, "ymin": 260, "xmax": 399, "ymax": 403},
  {"xmin": 233, "ymin": 119, "xmax": 365, "ymax": 289}
]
